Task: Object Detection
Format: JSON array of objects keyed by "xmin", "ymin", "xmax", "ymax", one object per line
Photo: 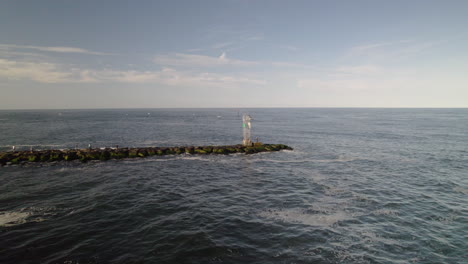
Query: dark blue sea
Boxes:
[{"xmin": 0, "ymin": 108, "xmax": 467, "ymax": 264}]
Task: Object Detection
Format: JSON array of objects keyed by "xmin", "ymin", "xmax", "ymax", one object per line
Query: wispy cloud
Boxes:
[
  {"xmin": 0, "ymin": 49, "xmax": 48, "ymax": 60},
  {"xmin": 93, "ymin": 68, "xmax": 266, "ymax": 87},
  {"xmin": 154, "ymin": 52, "xmax": 315, "ymax": 70},
  {"xmin": 154, "ymin": 52, "xmax": 258, "ymax": 67},
  {"xmin": 187, "ymin": 29, "xmax": 264, "ymax": 53},
  {"xmin": 0, "ymin": 58, "xmax": 265, "ymax": 87},
  {"xmin": 270, "ymin": 61, "xmax": 312, "ymax": 69},
  {"xmin": 276, "ymin": 44, "xmax": 299, "ymax": 51},
  {"xmin": 296, "ymin": 62, "xmax": 418, "ymax": 93},
  {"xmin": 0, "ymin": 58, "xmax": 72, "ymax": 83},
  {"xmin": 335, "ymin": 65, "xmax": 382, "ymax": 75},
  {"xmin": 211, "ymin": 42, "xmax": 234, "ymax": 49},
  {"xmin": 297, "ymin": 78, "xmax": 376, "ymax": 92},
  {"xmin": 296, "ymin": 62, "xmax": 391, "ymax": 92},
  {"xmin": 345, "ymin": 39, "xmax": 442, "ymax": 62},
  {"xmin": 0, "ymin": 44, "xmax": 111, "ymax": 55},
  {"xmin": 348, "ymin": 40, "xmax": 413, "ymax": 54}
]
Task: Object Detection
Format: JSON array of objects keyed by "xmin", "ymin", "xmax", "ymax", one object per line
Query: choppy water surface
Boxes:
[{"xmin": 0, "ymin": 108, "xmax": 467, "ymax": 263}]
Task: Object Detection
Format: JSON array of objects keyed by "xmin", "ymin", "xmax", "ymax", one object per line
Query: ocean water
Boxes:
[{"xmin": 0, "ymin": 108, "xmax": 466, "ymax": 264}]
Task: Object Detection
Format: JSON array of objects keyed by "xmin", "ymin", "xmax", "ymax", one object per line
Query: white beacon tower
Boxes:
[{"xmin": 242, "ymin": 114, "xmax": 253, "ymax": 146}]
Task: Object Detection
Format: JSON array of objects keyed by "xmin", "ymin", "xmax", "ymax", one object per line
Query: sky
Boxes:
[{"xmin": 1, "ymin": 0, "xmax": 467, "ymax": 109}]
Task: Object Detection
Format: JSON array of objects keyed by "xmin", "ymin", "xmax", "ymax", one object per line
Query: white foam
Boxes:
[
  {"xmin": 151, "ymin": 158, "xmax": 176, "ymax": 162},
  {"xmin": 371, "ymin": 209, "xmax": 399, "ymax": 216},
  {"xmin": 313, "ymin": 157, "xmax": 358, "ymax": 163},
  {"xmin": 177, "ymin": 156, "xmax": 210, "ymax": 161},
  {"xmin": 0, "ymin": 207, "xmax": 55, "ymax": 227},
  {"xmin": 0, "ymin": 211, "xmax": 31, "ymax": 227},
  {"xmin": 358, "ymin": 230, "xmax": 399, "ymax": 245},
  {"xmin": 453, "ymin": 187, "xmax": 468, "ymax": 194},
  {"xmin": 351, "ymin": 192, "xmax": 370, "ymax": 202},
  {"xmin": 139, "ymin": 140, "xmax": 169, "ymax": 145},
  {"xmin": 121, "ymin": 157, "xmax": 176, "ymax": 164},
  {"xmin": 324, "ymin": 186, "xmax": 347, "ymax": 195},
  {"xmin": 251, "ymin": 157, "xmax": 358, "ymax": 164},
  {"xmin": 258, "ymin": 208, "xmax": 350, "ymax": 227}
]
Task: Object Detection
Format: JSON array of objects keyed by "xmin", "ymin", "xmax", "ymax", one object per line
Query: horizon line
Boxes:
[{"xmin": 1, "ymin": 106, "xmax": 467, "ymax": 111}]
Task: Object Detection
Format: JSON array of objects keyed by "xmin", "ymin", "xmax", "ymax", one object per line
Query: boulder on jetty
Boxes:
[{"xmin": 0, "ymin": 144, "xmax": 293, "ymax": 166}]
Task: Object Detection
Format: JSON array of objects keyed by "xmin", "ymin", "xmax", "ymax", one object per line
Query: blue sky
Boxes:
[{"xmin": 1, "ymin": 0, "xmax": 467, "ymax": 109}]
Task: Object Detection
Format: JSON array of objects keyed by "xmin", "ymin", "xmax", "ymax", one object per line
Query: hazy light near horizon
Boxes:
[{"xmin": 0, "ymin": 1, "xmax": 467, "ymax": 109}]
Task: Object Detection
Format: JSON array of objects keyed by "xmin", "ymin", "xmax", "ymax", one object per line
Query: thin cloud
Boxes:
[
  {"xmin": 297, "ymin": 78, "xmax": 374, "ymax": 92},
  {"xmin": 0, "ymin": 49, "xmax": 48, "ymax": 59},
  {"xmin": 211, "ymin": 42, "xmax": 234, "ymax": 49},
  {"xmin": 0, "ymin": 58, "xmax": 71, "ymax": 83},
  {"xmin": 154, "ymin": 52, "xmax": 315, "ymax": 70},
  {"xmin": 349, "ymin": 40, "xmax": 413, "ymax": 54},
  {"xmin": 0, "ymin": 44, "xmax": 112, "ymax": 55},
  {"xmin": 335, "ymin": 65, "xmax": 382, "ymax": 75},
  {"xmin": 154, "ymin": 52, "xmax": 258, "ymax": 67},
  {"xmin": 0, "ymin": 58, "xmax": 265, "ymax": 87},
  {"xmin": 270, "ymin": 61, "xmax": 313, "ymax": 69},
  {"xmin": 345, "ymin": 39, "xmax": 442, "ymax": 62},
  {"xmin": 93, "ymin": 68, "xmax": 265, "ymax": 87},
  {"xmin": 276, "ymin": 44, "xmax": 299, "ymax": 51}
]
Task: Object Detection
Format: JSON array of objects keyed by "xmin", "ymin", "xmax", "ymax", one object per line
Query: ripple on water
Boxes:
[{"xmin": 1, "ymin": 109, "xmax": 467, "ymax": 264}]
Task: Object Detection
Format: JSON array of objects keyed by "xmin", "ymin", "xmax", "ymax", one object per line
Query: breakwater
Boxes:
[{"xmin": 0, "ymin": 144, "xmax": 292, "ymax": 166}]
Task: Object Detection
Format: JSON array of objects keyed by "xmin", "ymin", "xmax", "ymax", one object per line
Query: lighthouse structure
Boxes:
[
  {"xmin": 242, "ymin": 114, "xmax": 253, "ymax": 146},
  {"xmin": 0, "ymin": 113, "xmax": 295, "ymax": 166}
]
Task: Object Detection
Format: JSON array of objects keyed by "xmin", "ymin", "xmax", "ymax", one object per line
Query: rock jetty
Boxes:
[{"xmin": 0, "ymin": 144, "xmax": 293, "ymax": 166}]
